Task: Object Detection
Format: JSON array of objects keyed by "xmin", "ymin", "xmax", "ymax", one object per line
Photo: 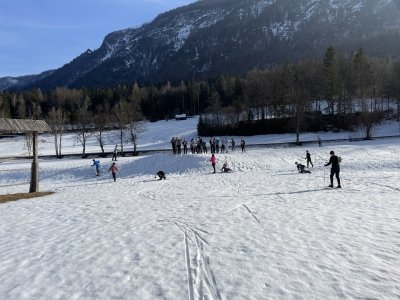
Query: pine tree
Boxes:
[
  {"xmin": 323, "ymin": 46, "xmax": 341, "ymax": 115},
  {"xmin": 353, "ymin": 48, "xmax": 373, "ymax": 112}
]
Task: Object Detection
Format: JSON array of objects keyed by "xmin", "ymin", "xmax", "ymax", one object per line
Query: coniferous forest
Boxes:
[{"xmin": 1, "ymin": 48, "xmax": 400, "ymax": 144}]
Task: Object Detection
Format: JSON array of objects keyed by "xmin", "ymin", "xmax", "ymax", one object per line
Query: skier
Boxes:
[
  {"xmin": 176, "ymin": 137, "xmax": 181, "ymax": 154},
  {"xmin": 202, "ymin": 141, "xmax": 208, "ymax": 154},
  {"xmin": 182, "ymin": 139, "xmax": 188, "ymax": 155},
  {"xmin": 221, "ymin": 162, "xmax": 232, "ymax": 173},
  {"xmin": 295, "ymin": 162, "xmax": 311, "ymax": 174},
  {"xmin": 221, "ymin": 139, "xmax": 226, "ymax": 153},
  {"xmin": 231, "ymin": 138, "xmax": 236, "ymax": 152},
  {"xmin": 223, "ymin": 137, "xmax": 229, "ymax": 153},
  {"xmin": 198, "ymin": 137, "xmax": 203, "ymax": 153},
  {"xmin": 108, "ymin": 162, "xmax": 119, "ymax": 182},
  {"xmin": 190, "ymin": 138, "xmax": 195, "ymax": 154},
  {"xmin": 240, "ymin": 138, "xmax": 246, "ymax": 153},
  {"xmin": 305, "ymin": 150, "xmax": 313, "ymax": 168},
  {"xmin": 171, "ymin": 137, "xmax": 176, "ymax": 154},
  {"xmin": 210, "ymin": 154, "xmax": 217, "ymax": 173},
  {"xmin": 324, "ymin": 150, "xmax": 341, "ymax": 188},
  {"xmin": 209, "ymin": 138, "xmax": 215, "ymax": 154},
  {"xmin": 318, "ymin": 136, "xmax": 322, "ymax": 147},
  {"xmin": 92, "ymin": 159, "xmax": 101, "ymax": 176},
  {"xmin": 112, "ymin": 145, "xmax": 119, "ymax": 161},
  {"xmin": 156, "ymin": 170, "xmax": 166, "ymax": 180}
]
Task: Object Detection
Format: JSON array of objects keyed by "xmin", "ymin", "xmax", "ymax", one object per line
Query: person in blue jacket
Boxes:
[{"xmin": 92, "ymin": 159, "xmax": 101, "ymax": 176}]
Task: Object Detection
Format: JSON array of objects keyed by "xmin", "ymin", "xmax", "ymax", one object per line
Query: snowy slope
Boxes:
[
  {"xmin": 0, "ymin": 139, "xmax": 399, "ymax": 299},
  {"xmin": 0, "ymin": 116, "xmax": 399, "ymax": 158}
]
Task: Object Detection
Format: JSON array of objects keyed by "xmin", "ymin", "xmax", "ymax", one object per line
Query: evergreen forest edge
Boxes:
[{"xmin": 1, "ymin": 47, "xmax": 400, "ymax": 155}]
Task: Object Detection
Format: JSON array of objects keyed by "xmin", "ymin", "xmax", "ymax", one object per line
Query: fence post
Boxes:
[{"xmin": 29, "ymin": 132, "xmax": 39, "ymax": 193}]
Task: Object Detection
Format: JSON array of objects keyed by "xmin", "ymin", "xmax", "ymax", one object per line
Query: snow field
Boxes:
[{"xmin": 0, "ymin": 139, "xmax": 399, "ymax": 299}]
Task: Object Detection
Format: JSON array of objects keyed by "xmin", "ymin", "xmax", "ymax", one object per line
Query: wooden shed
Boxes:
[{"xmin": 0, "ymin": 118, "xmax": 51, "ymax": 193}]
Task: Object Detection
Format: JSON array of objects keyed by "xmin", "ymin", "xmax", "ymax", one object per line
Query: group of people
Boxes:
[
  {"xmin": 209, "ymin": 154, "xmax": 232, "ymax": 174},
  {"xmin": 91, "ymin": 159, "xmax": 119, "ymax": 182},
  {"xmin": 93, "ymin": 140, "xmax": 341, "ymax": 189},
  {"xmin": 295, "ymin": 150, "xmax": 341, "ymax": 188},
  {"xmin": 170, "ymin": 137, "xmax": 188, "ymax": 155},
  {"xmin": 171, "ymin": 136, "xmax": 246, "ymax": 155},
  {"xmin": 91, "ymin": 145, "xmax": 120, "ymax": 182}
]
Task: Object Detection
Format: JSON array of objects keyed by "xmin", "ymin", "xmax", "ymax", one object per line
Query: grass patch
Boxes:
[{"xmin": 0, "ymin": 192, "xmax": 55, "ymax": 204}]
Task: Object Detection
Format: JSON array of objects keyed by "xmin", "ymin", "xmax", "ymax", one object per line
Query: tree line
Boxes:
[
  {"xmin": 0, "ymin": 46, "xmax": 400, "ymax": 154},
  {"xmin": 200, "ymin": 47, "xmax": 400, "ymax": 142}
]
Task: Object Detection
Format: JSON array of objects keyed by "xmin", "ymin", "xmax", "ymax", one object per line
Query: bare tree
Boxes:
[
  {"xmin": 180, "ymin": 80, "xmax": 187, "ymax": 114},
  {"xmin": 113, "ymin": 100, "xmax": 129, "ymax": 156},
  {"xmin": 93, "ymin": 103, "xmax": 110, "ymax": 156},
  {"xmin": 207, "ymin": 91, "xmax": 222, "ymax": 127},
  {"xmin": 358, "ymin": 111, "xmax": 385, "ymax": 140},
  {"xmin": 245, "ymin": 70, "xmax": 269, "ymax": 120},
  {"xmin": 127, "ymin": 84, "xmax": 144, "ymax": 155},
  {"xmin": 388, "ymin": 60, "xmax": 400, "ymax": 120},
  {"xmin": 189, "ymin": 81, "xmax": 200, "ymax": 116},
  {"xmin": 48, "ymin": 107, "xmax": 69, "ymax": 158},
  {"xmin": 289, "ymin": 61, "xmax": 313, "ymax": 144},
  {"xmin": 75, "ymin": 96, "xmax": 93, "ymax": 157}
]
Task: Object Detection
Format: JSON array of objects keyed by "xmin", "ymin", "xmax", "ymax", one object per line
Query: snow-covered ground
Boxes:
[
  {"xmin": 0, "ymin": 116, "xmax": 399, "ymax": 157},
  {"xmin": 0, "ymin": 137, "xmax": 399, "ymax": 299}
]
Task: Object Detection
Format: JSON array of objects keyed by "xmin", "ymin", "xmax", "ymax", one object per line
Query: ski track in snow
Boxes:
[
  {"xmin": 0, "ymin": 140, "xmax": 400, "ymax": 299},
  {"xmin": 242, "ymin": 204, "xmax": 261, "ymax": 224},
  {"xmin": 164, "ymin": 218, "xmax": 221, "ymax": 300}
]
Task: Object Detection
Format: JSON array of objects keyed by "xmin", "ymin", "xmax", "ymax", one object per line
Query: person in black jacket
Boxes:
[
  {"xmin": 156, "ymin": 171, "xmax": 166, "ymax": 180},
  {"xmin": 295, "ymin": 162, "xmax": 311, "ymax": 174},
  {"xmin": 240, "ymin": 138, "xmax": 246, "ymax": 153},
  {"xmin": 325, "ymin": 150, "xmax": 341, "ymax": 188},
  {"xmin": 305, "ymin": 150, "xmax": 313, "ymax": 168}
]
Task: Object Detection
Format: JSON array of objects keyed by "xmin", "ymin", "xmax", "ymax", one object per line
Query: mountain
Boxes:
[
  {"xmin": 0, "ymin": 70, "xmax": 54, "ymax": 91},
  {"xmin": 3, "ymin": 0, "xmax": 400, "ymax": 90}
]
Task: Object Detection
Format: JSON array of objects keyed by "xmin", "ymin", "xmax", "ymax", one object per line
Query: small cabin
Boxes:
[{"xmin": 175, "ymin": 114, "xmax": 187, "ymax": 121}]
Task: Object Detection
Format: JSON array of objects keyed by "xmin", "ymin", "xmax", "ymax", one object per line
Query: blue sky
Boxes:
[{"xmin": 0, "ymin": 0, "xmax": 195, "ymax": 77}]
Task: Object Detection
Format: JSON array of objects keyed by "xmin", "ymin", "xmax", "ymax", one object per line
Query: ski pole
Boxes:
[{"xmin": 324, "ymin": 166, "xmax": 326, "ymax": 187}]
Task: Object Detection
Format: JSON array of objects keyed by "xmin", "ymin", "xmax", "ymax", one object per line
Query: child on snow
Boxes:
[
  {"xmin": 221, "ymin": 162, "xmax": 232, "ymax": 173},
  {"xmin": 108, "ymin": 162, "xmax": 119, "ymax": 182},
  {"xmin": 92, "ymin": 159, "xmax": 101, "ymax": 176},
  {"xmin": 210, "ymin": 154, "xmax": 217, "ymax": 173}
]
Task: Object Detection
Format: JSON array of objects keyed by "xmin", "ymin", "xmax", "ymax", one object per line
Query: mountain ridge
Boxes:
[{"xmin": 2, "ymin": 0, "xmax": 400, "ymax": 90}]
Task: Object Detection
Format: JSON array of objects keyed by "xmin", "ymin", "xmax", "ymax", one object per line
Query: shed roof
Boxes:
[{"xmin": 0, "ymin": 118, "xmax": 51, "ymax": 133}]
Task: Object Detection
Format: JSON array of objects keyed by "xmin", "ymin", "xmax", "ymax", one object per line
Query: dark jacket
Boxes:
[
  {"xmin": 325, "ymin": 155, "xmax": 340, "ymax": 170},
  {"xmin": 297, "ymin": 163, "xmax": 306, "ymax": 172}
]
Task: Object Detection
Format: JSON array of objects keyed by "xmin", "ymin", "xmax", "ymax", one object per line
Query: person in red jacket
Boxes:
[
  {"xmin": 210, "ymin": 154, "xmax": 217, "ymax": 173},
  {"xmin": 108, "ymin": 162, "xmax": 119, "ymax": 182}
]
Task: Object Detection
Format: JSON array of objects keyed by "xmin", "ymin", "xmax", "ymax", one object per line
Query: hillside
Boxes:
[{"xmin": 2, "ymin": 0, "xmax": 400, "ymax": 90}]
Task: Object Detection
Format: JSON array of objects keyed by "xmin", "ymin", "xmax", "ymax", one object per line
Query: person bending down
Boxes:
[
  {"xmin": 156, "ymin": 171, "xmax": 166, "ymax": 180},
  {"xmin": 221, "ymin": 163, "xmax": 232, "ymax": 173},
  {"xmin": 295, "ymin": 162, "xmax": 311, "ymax": 174}
]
